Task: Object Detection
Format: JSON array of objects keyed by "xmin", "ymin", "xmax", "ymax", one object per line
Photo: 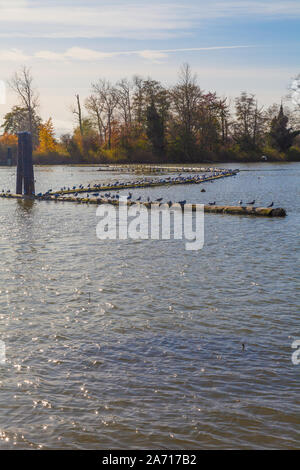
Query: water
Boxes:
[{"xmin": 0, "ymin": 162, "xmax": 299, "ymax": 449}]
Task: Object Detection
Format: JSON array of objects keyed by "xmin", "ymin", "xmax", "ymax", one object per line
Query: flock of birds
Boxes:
[
  {"xmin": 51, "ymin": 170, "xmax": 236, "ymax": 194},
  {"xmin": 1, "ymin": 169, "xmax": 274, "ymax": 207}
]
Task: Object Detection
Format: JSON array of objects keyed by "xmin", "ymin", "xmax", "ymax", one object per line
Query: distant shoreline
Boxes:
[{"xmin": 1, "ymin": 160, "xmax": 299, "ymax": 168}]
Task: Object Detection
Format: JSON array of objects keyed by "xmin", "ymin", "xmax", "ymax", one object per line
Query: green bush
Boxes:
[
  {"xmin": 286, "ymin": 146, "xmax": 300, "ymax": 161},
  {"xmin": 262, "ymin": 145, "xmax": 286, "ymax": 161}
]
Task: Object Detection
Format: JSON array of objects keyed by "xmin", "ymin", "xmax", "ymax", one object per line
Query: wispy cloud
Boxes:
[
  {"xmin": 0, "ymin": 1, "xmax": 300, "ymax": 39},
  {"xmin": 0, "ymin": 45, "xmax": 256, "ymax": 63}
]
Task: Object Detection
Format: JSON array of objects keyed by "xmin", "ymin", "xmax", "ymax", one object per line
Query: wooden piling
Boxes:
[
  {"xmin": 16, "ymin": 132, "xmax": 35, "ymax": 196},
  {"xmin": 16, "ymin": 135, "xmax": 23, "ymax": 194},
  {"xmin": 7, "ymin": 147, "xmax": 12, "ymax": 166}
]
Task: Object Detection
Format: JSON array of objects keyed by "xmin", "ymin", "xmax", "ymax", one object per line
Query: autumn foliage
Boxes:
[
  {"xmin": 1, "ymin": 65, "xmax": 300, "ymax": 164},
  {"xmin": 37, "ymin": 118, "xmax": 57, "ymax": 154}
]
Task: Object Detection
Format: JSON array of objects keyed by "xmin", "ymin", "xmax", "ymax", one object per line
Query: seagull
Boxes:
[
  {"xmin": 239, "ymin": 200, "xmax": 243, "ymax": 205},
  {"xmin": 268, "ymin": 202, "xmax": 274, "ymax": 207}
]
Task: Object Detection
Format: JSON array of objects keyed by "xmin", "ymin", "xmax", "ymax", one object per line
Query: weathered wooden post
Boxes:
[
  {"xmin": 16, "ymin": 132, "xmax": 35, "ymax": 196},
  {"xmin": 16, "ymin": 135, "xmax": 24, "ymax": 194},
  {"xmin": 7, "ymin": 147, "xmax": 12, "ymax": 166}
]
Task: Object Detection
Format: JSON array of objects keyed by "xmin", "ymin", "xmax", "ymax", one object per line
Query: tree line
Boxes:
[{"xmin": 0, "ymin": 65, "xmax": 299, "ymax": 165}]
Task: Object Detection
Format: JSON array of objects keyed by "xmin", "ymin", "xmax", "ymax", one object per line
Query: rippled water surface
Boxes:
[{"xmin": 0, "ymin": 162, "xmax": 299, "ymax": 449}]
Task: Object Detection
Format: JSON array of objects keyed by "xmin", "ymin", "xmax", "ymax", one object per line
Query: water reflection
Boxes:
[{"xmin": 16, "ymin": 198, "xmax": 36, "ymax": 214}]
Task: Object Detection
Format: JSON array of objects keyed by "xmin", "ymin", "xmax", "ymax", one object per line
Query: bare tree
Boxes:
[
  {"xmin": 233, "ymin": 92, "xmax": 265, "ymax": 149},
  {"xmin": 91, "ymin": 79, "xmax": 118, "ymax": 149},
  {"xmin": 288, "ymin": 74, "xmax": 300, "ymax": 110},
  {"xmin": 9, "ymin": 66, "xmax": 40, "ymax": 140},
  {"xmin": 170, "ymin": 64, "xmax": 203, "ymax": 158},
  {"xmin": 71, "ymin": 94, "xmax": 84, "ymax": 136},
  {"xmin": 132, "ymin": 75, "xmax": 145, "ymax": 125},
  {"xmin": 116, "ymin": 78, "xmax": 133, "ymax": 131},
  {"xmin": 85, "ymin": 94, "xmax": 106, "ymax": 144}
]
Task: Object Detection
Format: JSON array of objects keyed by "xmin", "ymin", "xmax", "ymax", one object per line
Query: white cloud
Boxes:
[
  {"xmin": 137, "ymin": 50, "xmax": 169, "ymax": 61},
  {"xmin": 0, "ymin": 45, "xmax": 256, "ymax": 64},
  {"xmin": 0, "ymin": 1, "xmax": 299, "ymax": 39},
  {"xmin": 0, "ymin": 48, "xmax": 29, "ymax": 61},
  {"xmin": 34, "ymin": 50, "xmax": 65, "ymax": 61},
  {"xmin": 63, "ymin": 48, "xmax": 113, "ymax": 61}
]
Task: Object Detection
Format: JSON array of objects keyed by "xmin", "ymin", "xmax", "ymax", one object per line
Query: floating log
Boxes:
[
  {"xmin": 0, "ymin": 193, "xmax": 286, "ymax": 217},
  {"xmin": 51, "ymin": 171, "xmax": 238, "ymax": 196},
  {"xmin": 202, "ymin": 205, "xmax": 286, "ymax": 217},
  {"xmin": 97, "ymin": 164, "xmax": 238, "ymax": 174}
]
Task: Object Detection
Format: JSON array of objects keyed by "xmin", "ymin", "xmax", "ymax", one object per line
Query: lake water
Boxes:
[{"xmin": 0, "ymin": 162, "xmax": 299, "ymax": 449}]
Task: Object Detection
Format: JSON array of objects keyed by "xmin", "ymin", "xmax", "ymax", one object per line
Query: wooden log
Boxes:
[
  {"xmin": 202, "ymin": 205, "xmax": 286, "ymax": 217},
  {"xmin": 0, "ymin": 193, "xmax": 287, "ymax": 217}
]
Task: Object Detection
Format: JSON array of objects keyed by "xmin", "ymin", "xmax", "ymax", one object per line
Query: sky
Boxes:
[{"xmin": 0, "ymin": 0, "xmax": 299, "ymax": 134}]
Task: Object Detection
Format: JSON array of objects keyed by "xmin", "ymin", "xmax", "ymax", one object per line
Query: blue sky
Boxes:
[{"xmin": 0, "ymin": 0, "xmax": 299, "ymax": 133}]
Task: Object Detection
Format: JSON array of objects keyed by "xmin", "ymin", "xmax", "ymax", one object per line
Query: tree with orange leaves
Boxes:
[
  {"xmin": 0, "ymin": 132, "xmax": 18, "ymax": 147},
  {"xmin": 38, "ymin": 118, "xmax": 57, "ymax": 154}
]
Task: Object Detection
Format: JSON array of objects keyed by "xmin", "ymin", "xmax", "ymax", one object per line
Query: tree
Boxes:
[
  {"xmin": 116, "ymin": 78, "xmax": 133, "ymax": 131},
  {"xmin": 146, "ymin": 101, "xmax": 164, "ymax": 155},
  {"xmin": 265, "ymin": 102, "xmax": 300, "ymax": 132},
  {"xmin": 170, "ymin": 64, "xmax": 202, "ymax": 159},
  {"xmin": 91, "ymin": 79, "xmax": 118, "ymax": 149},
  {"xmin": 38, "ymin": 118, "xmax": 57, "ymax": 154},
  {"xmin": 85, "ymin": 94, "xmax": 106, "ymax": 145},
  {"xmin": 71, "ymin": 94, "xmax": 84, "ymax": 136},
  {"xmin": 0, "ymin": 133, "xmax": 18, "ymax": 164},
  {"xmin": 288, "ymin": 74, "xmax": 300, "ymax": 110},
  {"xmin": 1, "ymin": 105, "xmax": 41, "ymax": 137},
  {"xmin": 8, "ymin": 66, "xmax": 40, "ymax": 147},
  {"xmin": 132, "ymin": 75, "xmax": 145, "ymax": 126},
  {"xmin": 269, "ymin": 105, "xmax": 300, "ymax": 152},
  {"xmin": 233, "ymin": 92, "xmax": 265, "ymax": 151}
]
